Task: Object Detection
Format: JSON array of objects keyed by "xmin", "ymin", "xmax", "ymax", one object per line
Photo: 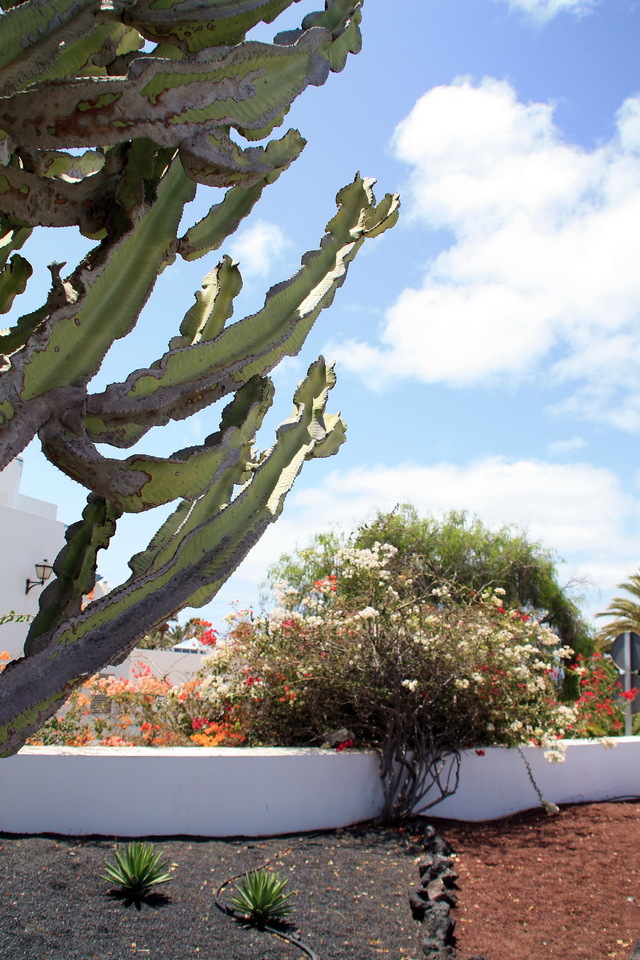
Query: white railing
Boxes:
[{"xmin": 1, "ymin": 738, "xmax": 638, "ymax": 837}]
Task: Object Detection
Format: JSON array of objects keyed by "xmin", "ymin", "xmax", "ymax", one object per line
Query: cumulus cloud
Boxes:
[
  {"xmin": 211, "ymin": 458, "xmax": 640, "ymax": 621},
  {"xmin": 228, "ymin": 220, "xmax": 291, "ymax": 276},
  {"xmin": 328, "ymin": 79, "xmax": 640, "ymax": 430},
  {"xmin": 495, "ymin": 0, "xmax": 595, "ymax": 20}
]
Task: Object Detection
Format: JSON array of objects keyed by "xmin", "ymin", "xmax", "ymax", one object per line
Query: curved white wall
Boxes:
[{"xmin": 1, "ymin": 739, "xmax": 638, "ymax": 837}]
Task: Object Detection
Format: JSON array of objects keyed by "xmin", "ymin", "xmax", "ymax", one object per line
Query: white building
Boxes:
[{"xmin": 0, "ymin": 458, "xmax": 66, "ymax": 656}]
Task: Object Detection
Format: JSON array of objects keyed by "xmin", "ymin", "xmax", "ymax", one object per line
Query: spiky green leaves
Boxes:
[
  {"xmin": 229, "ymin": 870, "xmax": 294, "ymax": 926},
  {"xmin": 102, "ymin": 842, "xmax": 173, "ymax": 898}
]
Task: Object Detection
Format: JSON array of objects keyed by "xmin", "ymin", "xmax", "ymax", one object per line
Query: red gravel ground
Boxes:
[{"xmin": 435, "ymin": 800, "xmax": 640, "ymax": 960}]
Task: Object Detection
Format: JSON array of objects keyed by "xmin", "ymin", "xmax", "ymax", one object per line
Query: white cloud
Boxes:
[
  {"xmin": 328, "ymin": 79, "xmax": 640, "ymax": 430},
  {"xmin": 547, "ymin": 436, "xmax": 587, "ymax": 455},
  {"xmin": 496, "ymin": 0, "xmax": 595, "ymax": 20},
  {"xmin": 228, "ymin": 220, "xmax": 291, "ymax": 277},
  {"xmin": 208, "ymin": 457, "xmax": 640, "ymax": 623}
]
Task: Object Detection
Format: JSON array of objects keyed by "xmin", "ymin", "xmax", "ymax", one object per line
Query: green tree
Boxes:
[
  {"xmin": 0, "ymin": 0, "xmax": 399, "ymax": 756},
  {"xmin": 266, "ymin": 505, "xmax": 593, "ymax": 660},
  {"xmin": 595, "ymin": 572, "xmax": 640, "ymax": 648}
]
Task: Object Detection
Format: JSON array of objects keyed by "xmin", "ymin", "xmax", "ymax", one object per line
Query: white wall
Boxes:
[
  {"xmin": 1, "ymin": 739, "xmax": 638, "ymax": 837},
  {"xmin": 0, "ymin": 459, "xmax": 66, "ymax": 655}
]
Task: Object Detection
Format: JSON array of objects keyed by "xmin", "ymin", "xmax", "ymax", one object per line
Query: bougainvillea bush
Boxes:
[
  {"xmin": 20, "ymin": 662, "xmax": 246, "ymax": 748},
  {"xmin": 569, "ymin": 652, "xmax": 638, "ymax": 737},
  {"xmin": 184, "ymin": 543, "xmax": 582, "ymax": 818}
]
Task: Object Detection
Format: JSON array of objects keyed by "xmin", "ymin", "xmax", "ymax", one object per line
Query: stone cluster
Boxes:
[{"xmin": 409, "ymin": 825, "xmax": 488, "ymax": 960}]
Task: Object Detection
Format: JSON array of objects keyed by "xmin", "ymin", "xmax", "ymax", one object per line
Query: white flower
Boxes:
[
  {"xmin": 354, "ymin": 606, "xmax": 379, "ymax": 620},
  {"xmin": 431, "ymin": 586, "xmax": 450, "ymax": 598},
  {"xmin": 454, "ymin": 678, "xmax": 470, "ymax": 690},
  {"xmin": 401, "ymin": 679, "xmax": 418, "ymax": 692}
]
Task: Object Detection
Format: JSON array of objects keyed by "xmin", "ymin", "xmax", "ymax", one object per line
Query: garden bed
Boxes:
[{"xmin": 1, "ymin": 802, "xmax": 640, "ymax": 960}]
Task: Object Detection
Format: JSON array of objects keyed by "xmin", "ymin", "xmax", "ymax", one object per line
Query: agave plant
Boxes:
[
  {"xmin": 102, "ymin": 841, "xmax": 173, "ymax": 898},
  {"xmin": 228, "ymin": 869, "xmax": 294, "ymax": 926}
]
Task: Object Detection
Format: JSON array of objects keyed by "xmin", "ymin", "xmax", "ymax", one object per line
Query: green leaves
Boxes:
[
  {"xmin": 228, "ymin": 869, "xmax": 294, "ymax": 926},
  {"xmin": 102, "ymin": 842, "xmax": 173, "ymax": 899}
]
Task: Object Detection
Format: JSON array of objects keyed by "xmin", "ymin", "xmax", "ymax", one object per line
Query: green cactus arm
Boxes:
[
  {"xmin": 127, "ymin": 372, "xmax": 274, "ymax": 578},
  {"xmin": 177, "ymin": 255, "xmax": 243, "ymax": 347},
  {"xmin": 16, "ymin": 158, "xmax": 195, "ymax": 400},
  {"xmin": 19, "ymin": 149, "xmax": 105, "ymax": 180},
  {"xmin": 127, "ymin": 359, "xmax": 341, "ymax": 590},
  {"xmin": 0, "ymin": 0, "xmax": 96, "ymax": 76},
  {"xmin": 114, "ymin": 138, "xmax": 166, "ymax": 213},
  {"xmin": 84, "ymin": 176, "xmax": 400, "ymax": 446},
  {"xmin": 123, "ymin": 0, "xmax": 301, "ymax": 55},
  {"xmin": 177, "ymin": 126, "xmax": 307, "ymax": 189},
  {"xmin": 0, "ymin": 26, "xmax": 349, "ymax": 153},
  {"xmin": 0, "ymin": 357, "xmax": 343, "ymax": 754},
  {"xmin": 0, "ymin": 263, "xmax": 84, "ymax": 361},
  {"xmin": 0, "ymin": 254, "xmax": 32, "ymax": 314},
  {"xmin": 0, "ymin": 2, "xmax": 143, "ymax": 97},
  {"xmin": 38, "ymin": 374, "xmax": 274, "ymax": 512},
  {"xmin": 23, "ymin": 495, "xmax": 122, "ymax": 656},
  {"xmin": 0, "ymin": 153, "xmax": 190, "ymax": 462},
  {"xmin": 177, "ymin": 128, "xmax": 305, "ymax": 259},
  {"xmin": 276, "ymin": 0, "xmax": 362, "ymax": 73},
  {"xmin": 25, "ymin": 23, "xmax": 144, "ymax": 87},
  {"xmin": 0, "ymin": 163, "xmax": 118, "ymax": 231},
  {"xmin": 180, "ymin": 357, "xmax": 346, "ymax": 609},
  {"xmin": 0, "ymin": 219, "xmax": 32, "ymax": 270}
]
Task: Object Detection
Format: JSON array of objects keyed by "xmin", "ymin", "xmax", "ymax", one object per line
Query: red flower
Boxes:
[
  {"xmin": 475, "ymin": 749, "xmax": 485, "ymax": 757},
  {"xmin": 335, "ymin": 740, "xmax": 355, "ymax": 752}
]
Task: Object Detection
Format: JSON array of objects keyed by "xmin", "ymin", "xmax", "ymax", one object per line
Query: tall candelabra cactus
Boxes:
[{"xmin": 0, "ymin": 0, "xmax": 399, "ymax": 755}]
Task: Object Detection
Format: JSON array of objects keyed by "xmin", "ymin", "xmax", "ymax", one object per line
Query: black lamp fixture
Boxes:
[{"xmin": 25, "ymin": 559, "xmax": 54, "ymax": 594}]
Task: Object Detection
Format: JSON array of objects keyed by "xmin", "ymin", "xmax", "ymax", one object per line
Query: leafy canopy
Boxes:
[{"xmin": 266, "ymin": 505, "xmax": 593, "ymax": 659}]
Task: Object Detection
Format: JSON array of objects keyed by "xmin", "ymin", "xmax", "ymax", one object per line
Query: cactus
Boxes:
[{"xmin": 0, "ymin": 0, "xmax": 399, "ymax": 755}]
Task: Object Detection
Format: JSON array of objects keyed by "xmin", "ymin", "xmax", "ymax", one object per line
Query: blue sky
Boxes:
[{"xmin": 16, "ymin": 0, "xmax": 640, "ymax": 627}]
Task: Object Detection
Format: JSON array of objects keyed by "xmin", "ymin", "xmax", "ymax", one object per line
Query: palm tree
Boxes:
[{"xmin": 595, "ymin": 572, "xmax": 640, "ymax": 650}]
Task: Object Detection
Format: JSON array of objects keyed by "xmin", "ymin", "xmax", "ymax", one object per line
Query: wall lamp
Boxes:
[{"xmin": 25, "ymin": 559, "xmax": 54, "ymax": 594}]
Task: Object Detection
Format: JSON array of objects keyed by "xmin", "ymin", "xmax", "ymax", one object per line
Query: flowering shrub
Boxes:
[
  {"xmin": 193, "ymin": 543, "xmax": 579, "ymax": 819},
  {"xmin": 24, "ymin": 661, "xmax": 244, "ymax": 748},
  {"xmin": 568, "ymin": 652, "xmax": 638, "ymax": 737}
]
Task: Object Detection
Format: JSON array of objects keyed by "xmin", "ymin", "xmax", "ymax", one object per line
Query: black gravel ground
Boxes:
[{"xmin": 0, "ymin": 823, "xmax": 429, "ymax": 960}]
